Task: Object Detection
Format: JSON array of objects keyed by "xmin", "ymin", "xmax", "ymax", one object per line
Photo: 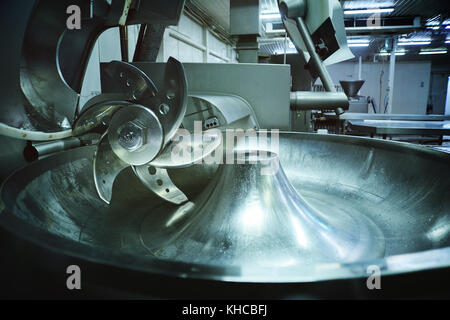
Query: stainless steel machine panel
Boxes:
[{"xmin": 129, "ymin": 63, "xmax": 292, "ymax": 130}]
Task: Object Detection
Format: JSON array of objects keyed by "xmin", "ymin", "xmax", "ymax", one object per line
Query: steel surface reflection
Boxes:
[{"xmin": 1, "ymin": 132, "xmax": 450, "ymax": 282}]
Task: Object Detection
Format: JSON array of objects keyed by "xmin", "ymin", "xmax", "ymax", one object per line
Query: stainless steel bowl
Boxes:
[{"xmin": 1, "ymin": 132, "xmax": 449, "ymax": 288}]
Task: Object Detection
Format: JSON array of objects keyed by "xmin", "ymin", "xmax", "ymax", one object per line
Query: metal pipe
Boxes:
[
  {"xmin": 368, "ymin": 96, "xmax": 378, "ymax": 114},
  {"xmin": 358, "ymin": 56, "xmax": 362, "ymax": 80},
  {"xmin": 295, "ymin": 17, "xmax": 335, "ymax": 93},
  {"xmin": 133, "ymin": 24, "xmax": 147, "ymax": 62},
  {"xmin": 119, "ymin": 25, "xmax": 129, "ymax": 62},
  {"xmin": 295, "ymin": 17, "xmax": 344, "ymax": 115},
  {"xmin": 283, "ymin": 32, "xmax": 288, "ymax": 65},
  {"xmin": 345, "ymin": 25, "xmax": 421, "ymax": 35},
  {"xmin": 290, "ymin": 92, "xmax": 349, "ymax": 111},
  {"xmin": 387, "ymin": 37, "xmax": 397, "ymax": 114},
  {"xmin": 23, "ymin": 137, "xmax": 81, "ymax": 162}
]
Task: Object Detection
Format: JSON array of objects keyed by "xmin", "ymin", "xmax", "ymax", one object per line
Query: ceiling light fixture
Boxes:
[
  {"xmin": 348, "ymin": 39, "xmax": 371, "ymax": 44},
  {"xmin": 344, "ymin": 8, "xmax": 394, "ymax": 15},
  {"xmin": 398, "ymin": 41, "xmax": 431, "ymax": 46},
  {"xmin": 348, "ymin": 43, "xmax": 370, "ymax": 47},
  {"xmin": 419, "ymin": 50, "xmax": 447, "ymax": 55},
  {"xmin": 379, "ymin": 52, "xmax": 406, "ymax": 56},
  {"xmin": 260, "ymin": 13, "xmax": 281, "ymax": 20}
]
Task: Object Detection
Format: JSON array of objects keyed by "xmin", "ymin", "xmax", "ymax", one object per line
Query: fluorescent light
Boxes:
[
  {"xmin": 344, "ymin": 8, "xmax": 394, "ymax": 15},
  {"xmin": 265, "ymin": 28, "xmax": 287, "ymax": 34},
  {"xmin": 398, "ymin": 41, "xmax": 431, "ymax": 46},
  {"xmin": 379, "ymin": 52, "xmax": 405, "ymax": 56},
  {"xmin": 425, "ymin": 21, "xmax": 440, "ymax": 30},
  {"xmin": 446, "ymin": 40, "xmax": 450, "ymax": 44},
  {"xmin": 419, "ymin": 50, "xmax": 447, "ymax": 55},
  {"xmin": 274, "ymin": 49, "xmax": 297, "ymax": 55},
  {"xmin": 379, "ymin": 49, "xmax": 406, "ymax": 56},
  {"xmin": 348, "ymin": 43, "xmax": 370, "ymax": 47},
  {"xmin": 348, "ymin": 39, "xmax": 370, "ymax": 44},
  {"xmin": 399, "ymin": 37, "xmax": 431, "ymax": 42},
  {"xmin": 261, "ymin": 10, "xmax": 279, "ymax": 15},
  {"xmin": 260, "ymin": 13, "xmax": 281, "ymax": 20}
]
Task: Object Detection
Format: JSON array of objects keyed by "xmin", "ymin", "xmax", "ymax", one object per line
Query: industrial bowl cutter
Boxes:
[{"xmin": 0, "ymin": 0, "xmax": 449, "ymax": 299}]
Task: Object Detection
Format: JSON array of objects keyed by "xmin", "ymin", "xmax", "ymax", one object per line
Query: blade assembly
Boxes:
[{"xmin": 74, "ymin": 58, "xmax": 220, "ymax": 205}]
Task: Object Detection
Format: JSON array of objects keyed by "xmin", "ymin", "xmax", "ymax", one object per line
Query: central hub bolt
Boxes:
[{"xmin": 118, "ymin": 121, "xmax": 146, "ymax": 151}]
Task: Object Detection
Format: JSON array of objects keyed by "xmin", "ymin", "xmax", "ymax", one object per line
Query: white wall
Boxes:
[
  {"xmin": 430, "ymin": 73, "xmax": 449, "ymax": 115},
  {"xmin": 79, "ymin": 12, "xmax": 237, "ymax": 109},
  {"xmin": 158, "ymin": 13, "xmax": 237, "ymax": 63},
  {"xmin": 393, "ymin": 62, "xmax": 431, "ymax": 114},
  {"xmin": 318, "ymin": 61, "xmax": 431, "ymax": 114}
]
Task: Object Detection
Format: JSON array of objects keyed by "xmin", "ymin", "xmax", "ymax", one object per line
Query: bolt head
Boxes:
[{"xmin": 117, "ymin": 120, "xmax": 146, "ymax": 151}]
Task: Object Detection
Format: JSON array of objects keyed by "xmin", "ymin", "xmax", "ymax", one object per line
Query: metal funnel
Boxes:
[
  {"xmin": 340, "ymin": 80, "xmax": 365, "ymax": 98},
  {"xmin": 140, "ymin": 151, "xmax": 385, "ymax": 267}
]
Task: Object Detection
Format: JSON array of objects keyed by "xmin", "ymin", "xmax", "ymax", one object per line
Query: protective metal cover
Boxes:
[{"xmin": 278, "ymin": 0, "xmax": 354, "ymax": 66}]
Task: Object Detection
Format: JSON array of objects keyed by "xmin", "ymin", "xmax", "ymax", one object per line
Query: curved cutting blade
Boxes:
[
  {"xmin": 131, "ymin": 129, "xmax": 221, "ymax": 204},
  {"xmin": 93, "ymin": 132, "xmax": 130, "ymax": 204},
  {"xmin": 73, "ymin": 96, "xmax": 132, "ymax": 136},
  {"xmin": 102, "ymin": 61, "xmax": 159, "ymax": 102},
  {"xmin": 89, "ymin": 58, "xmax": 189, "ymax": 205},
  {"xmin": 146, "ymin": 57, "xmax": 188, "ymax": 146},
  {"xmin": 101, "ymin": 58, "xmax": 188, "ymax": 149},
  {"xmin": 133, "ymin": 165, "xmax": 188, "ymax": 205}
]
